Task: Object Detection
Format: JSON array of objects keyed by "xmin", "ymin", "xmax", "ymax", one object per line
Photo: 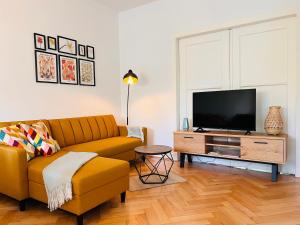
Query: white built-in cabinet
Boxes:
[{"xmin": 178, "ymin": 16, "xmax": 296, "ymax": 174}]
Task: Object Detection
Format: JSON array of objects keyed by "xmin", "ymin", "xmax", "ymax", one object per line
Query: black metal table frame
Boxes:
[{"xmin": 135, "ymin": 151, "xmax": 174, "ymax": 184}]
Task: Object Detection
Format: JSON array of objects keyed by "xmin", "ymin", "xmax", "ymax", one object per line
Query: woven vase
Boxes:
[{"xmin": 264, "ymin": 106, "xmax": 283, "ymax": 135}]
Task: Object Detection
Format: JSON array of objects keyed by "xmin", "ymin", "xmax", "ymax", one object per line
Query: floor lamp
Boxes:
[{"xmin": 122, "ymin": 70, "xmax": 139, "ymax": 125}]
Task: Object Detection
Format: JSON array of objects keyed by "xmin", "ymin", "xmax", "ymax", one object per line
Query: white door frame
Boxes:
[{"xmin": 172, "ymin": 11, "xmax": 300, "ymax": 177}]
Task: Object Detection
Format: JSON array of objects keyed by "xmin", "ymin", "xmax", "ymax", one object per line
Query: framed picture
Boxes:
[
  {"xmin": 78, "ymin": 44, "xmax": 86, "ymax": 56},
  {"xmin": 58, "ymin": 55, "xmax": 78, "ymax": 85},
  {"xmin": 78, "ymin": 59, "xmax": 95, "ymax": 86},
  {"xmin": 34, "ymin": 33, "xmax": 46, "ymax": 50},
  {"xmin": 58, "ymin": 36, "xmax": 77, "ymax": 55},
  {"xmin": 47, "ymin": 36, "xmax": 57, "ymax": 50},
  {"xmin": 35, "ymin": 50, "xmax": 58, "ymax": 83},
  {"xmin": 86, "ymin": 46, "xmax": 95, "ymax": 59}
]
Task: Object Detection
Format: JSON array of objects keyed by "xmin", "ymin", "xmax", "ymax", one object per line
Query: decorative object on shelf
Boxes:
[
  {"xmin": 35, "ymin": 50, "xmax": 58, "ymax": 83},
  {"xmin": 86, "ymin": 45, "xmax": 95, "ymax": 59},
  {"xmin": 264, "ymin": 106, "xmax": 284, "ymax": 135},
  {"xmin": 182, "ymin": 118, "xmax": 189, "ymax": 131},
  {"xmin": 34, "ymin": 33, "xmax": 46, "ymax": 50},
  {"xmin": 78, "ymin": 44, "xmax": 86, "ymax": 56},
  {"xmin": 78, "ymin": 59, "xmax": 95, "ymax": 86},
  {"xmin": 58, "ymin": 55, "xmax": 78, "ymax": 85},
  {"xmin": 58, "ymin": 36, "xmax": 77, "ymax": 55},
  {"xmin": 122, "ymin": 69, "xmax": 138, "ymax": 125},
  {"xmin": 47, "ymin": 36, "xmax": 57, "ymax": 50}
]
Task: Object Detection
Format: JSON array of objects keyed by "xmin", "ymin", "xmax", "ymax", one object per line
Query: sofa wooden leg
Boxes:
[
  {"xmin": 19, "ymin": 199, "xmax": 26, "ymax": 211},
  {"xmin": 121, "ymin": 192, "xmax": 126, "ymax": 203},
  {"xmin": 77, "ymin": 215, "xmax": 83, "ymax": 225}
]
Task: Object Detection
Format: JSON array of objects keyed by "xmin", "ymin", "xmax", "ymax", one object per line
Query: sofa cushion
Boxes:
[
  {"xmin": 28, "ymin": 153, "xmax": 129, "ymax": 195},
  {"xmin": 19, "ymin": 123, "xmax": 60, "ymax": 157},
  {"xmin": 48, "ymin": 115, "xmax": 119, "ymax": 148},
  {"xmin": 62, "ymin": 136, "xmax": 142, "ymax": 157},
  {"xmin": 0, "ymin": 124, "xmax": 37, "ymax": 161}
]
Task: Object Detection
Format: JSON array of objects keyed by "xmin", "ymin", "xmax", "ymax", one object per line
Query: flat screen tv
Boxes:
[{"xmin": 193, "ymin": 89, "xmax": 256, "ymax": 133}]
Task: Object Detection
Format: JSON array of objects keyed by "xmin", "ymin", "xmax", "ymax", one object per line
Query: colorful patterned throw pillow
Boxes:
[
  {"xmin": 19, "ymin": 122, "xmax": 60, "ymax": 157},
  {"xmin": 0, "ymin": 125, "xmax": 37, "ymax": 161}
]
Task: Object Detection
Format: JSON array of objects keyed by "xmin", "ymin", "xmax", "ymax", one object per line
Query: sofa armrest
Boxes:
[
  {"xmin": 0, "ymin": 145, "xmax": 29, "ymax": 201},
  {"xmin": 118, "ymin": 126, "xmax": 147, "ymax": 145}
]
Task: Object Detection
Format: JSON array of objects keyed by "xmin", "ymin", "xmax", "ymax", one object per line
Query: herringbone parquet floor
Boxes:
[{"xmin": 1, "ymin": 160, "xmax": 300, "ymax": 225}]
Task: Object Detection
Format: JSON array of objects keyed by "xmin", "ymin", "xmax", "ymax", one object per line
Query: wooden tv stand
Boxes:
[{"xmin": 174, "ymin": 130, "xmax": 287, "ymax": 182}]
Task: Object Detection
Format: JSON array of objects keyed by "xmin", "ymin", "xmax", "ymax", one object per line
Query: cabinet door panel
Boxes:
[
  {"xmin": 179, "ymin": 30, "xmax": 230, "ymax": 90},
  {"xmin": 241, "ymin": 138, "xmax": 284, "ymax": 164},
  {"xmin": 231, "ymin": 18, "xmax": 293, "ymax": 87},
  {"xmin": 174, "ymin": 134, "xmax": 205, "ymax": 154}
]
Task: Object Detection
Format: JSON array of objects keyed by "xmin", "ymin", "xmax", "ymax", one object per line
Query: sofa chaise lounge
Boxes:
[{"xmin": 0, "ymin": 115, "xmax": 147, "ymax": 225}]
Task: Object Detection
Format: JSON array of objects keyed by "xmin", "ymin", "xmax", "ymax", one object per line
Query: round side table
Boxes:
[{"xmin": 134, "ymin": 145, "xmax": 174, "ymax": 184}]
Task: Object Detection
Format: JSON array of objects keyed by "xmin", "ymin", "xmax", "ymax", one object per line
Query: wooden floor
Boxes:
[{"xmin": 1, "ymin": 160, "xmax": 300, "ymax": 225}]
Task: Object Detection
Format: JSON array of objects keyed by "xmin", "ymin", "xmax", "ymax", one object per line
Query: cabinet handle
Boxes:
[
  {"xmin": 184, "ymin": 136, "xmax": 194, "ymax": 139},
  {"xmin": 254, "ymin": 141, "xmax": 268, "ymax": 145}
]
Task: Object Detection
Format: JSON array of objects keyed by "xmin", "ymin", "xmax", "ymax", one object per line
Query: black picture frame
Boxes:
[
  {"xmin": 58, "ymin": 55, "xmax": 78, "ymax": 85},
  {"xmin": 57, "ymin": 36, "xmax": 77, "ymax": 56},
  {"xmin": 86, "ymin": 45, "xmax": 95, "ymax": 59},
  {"xmin": 34, "ymin": 33, "xmax": 46, "ymax": 50},
  {"xmin": 47, "ymin": 36, "xmax": 57, "ymax": 50},
  {"xmin": 78, "ymin": 59, "xmax": 96, "ymax": 86},
  {"xmin": 35, "ymin": 50, "xmax": 58, "ymax": 84},
  {"xmin": 78, "ymin": 44, "xmax": 86, "ymax": 57}
]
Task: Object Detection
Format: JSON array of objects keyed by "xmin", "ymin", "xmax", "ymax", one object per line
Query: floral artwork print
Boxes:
[
  {"xmin": 35, "ymin": 51, "xmax": 58, "ymax": 83},
  {"xmin": 79, "ymin": 60, "xmax": 95, "ymax": 86},
  {"xmin": 34, "ymin": 33, "xmax": 46, "ymax": 50},
  {"xmin": 37, "ymin": 37, "xmax": 43, "ymax": 47},
  {"xmin": 78, "ymin": 44, "xmax": 85, "ymax": 56},
  {"xmin": 59, "ymin": 56, "xmax": 78, "ymax": 84},
  {"xmin": 58, "ymin": 36, "xmax": 77, "ymax": 55},
  {"xmin": 87, "ymin": 46, "xmax": 94, "ymax": 59},
  {"xmin": 62, "ymin": 59, "xmax": 75, "ymax": 80},
  {"xmin": 48, "ymin": 37, "xmax": 56, "ymax": 50}
]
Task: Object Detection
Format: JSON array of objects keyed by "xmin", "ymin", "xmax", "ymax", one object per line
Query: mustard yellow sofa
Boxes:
[{"xmin": 0, "ymin": 115, "xmax": 146, "ymax": 225}]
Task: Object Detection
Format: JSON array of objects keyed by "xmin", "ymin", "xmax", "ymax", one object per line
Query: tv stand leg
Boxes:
[
  {"xmin": 180, "ymin": 153, "xmax": 186, "ymax": 168},
  {"xmin": 187, "ymin": 154, "xmax": 193, "ymax": 163},
  {"xmin": 271, "ymin": 164, "xmax": 279, "ymax": 182}
]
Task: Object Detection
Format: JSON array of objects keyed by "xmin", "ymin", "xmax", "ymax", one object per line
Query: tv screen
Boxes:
[{"xmin": 193, "ymin": 89, "xmax": 256, "ymax": 131}]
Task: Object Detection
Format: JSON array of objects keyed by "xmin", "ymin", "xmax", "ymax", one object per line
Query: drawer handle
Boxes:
[
  {"xmin": 184, "ymin": 136, "xmax": 194, "ymax": 139},
  {"xmin": 254, "ymin": 141, "xmax": 268, "ymax": 145}
]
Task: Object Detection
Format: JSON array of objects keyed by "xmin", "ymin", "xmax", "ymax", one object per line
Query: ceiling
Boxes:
[{"xmin": 98, "ymin": 0, "xmax": 158, "ymax": 11}]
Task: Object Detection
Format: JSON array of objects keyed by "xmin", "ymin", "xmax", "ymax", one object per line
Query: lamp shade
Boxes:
[{"xmin": 123, "ymin": 70, "xmax": 138, "ymax": 85}]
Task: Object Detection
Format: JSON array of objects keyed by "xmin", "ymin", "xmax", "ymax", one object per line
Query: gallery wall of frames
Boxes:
[{"xmin": 34, "ymin": 33, "xmax": 96, "ymax": 86}]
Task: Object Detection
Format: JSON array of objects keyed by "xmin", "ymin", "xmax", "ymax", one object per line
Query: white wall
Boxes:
[
  {"xmin": 119, "ymin": 0, "xmax": 300, "ymax": 174},
  {"xmin": 0, "ymin": 0, "xmax": 121, "ymax": 122},
  {"xmin": 297, "ymin": 15, "xmax": 300, "ymax": 178}
]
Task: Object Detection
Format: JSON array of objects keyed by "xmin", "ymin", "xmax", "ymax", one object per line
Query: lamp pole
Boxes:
[{"xmin": 126, "ymin": 84, "xmax": 130, "ymax": 125}]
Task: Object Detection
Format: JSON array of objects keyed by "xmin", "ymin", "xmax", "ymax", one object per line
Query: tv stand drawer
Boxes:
[
  {"xmin": 174, "ymin": 133, "xmax": 205, "ymax": 154},
  {"xmin": 241, "ymin": 138, "xmax": 285, "ymax": 164}
]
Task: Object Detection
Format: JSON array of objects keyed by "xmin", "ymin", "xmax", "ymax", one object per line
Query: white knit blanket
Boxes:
[{"xmin": 42, "ymin": 152, "xmax": 97, "ymax": 211}]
